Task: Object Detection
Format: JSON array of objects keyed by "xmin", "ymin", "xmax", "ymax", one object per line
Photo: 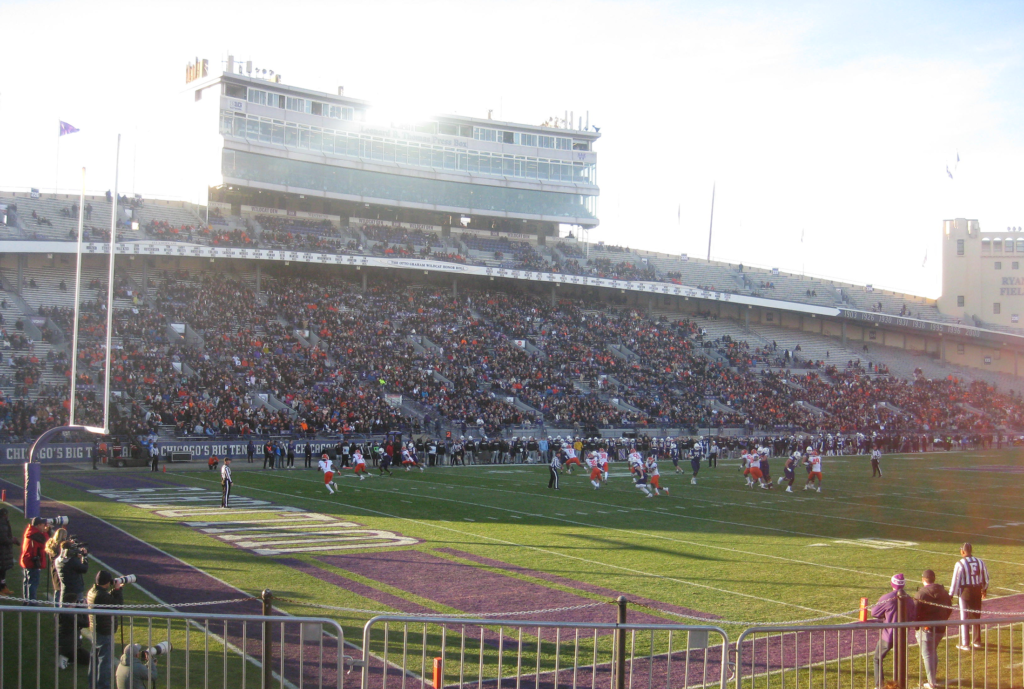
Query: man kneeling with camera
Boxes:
[{"xmin": 116, "ymin": 641, "xmax": 168, "ymax": 689}]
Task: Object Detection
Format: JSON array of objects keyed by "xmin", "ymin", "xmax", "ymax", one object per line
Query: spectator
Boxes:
[
  {"xmin": 871, "ymin": 573, "xmax": 916, "ymax": 689},
  {"xmin": 914, "ymin": 568, "xmax": 952, "ymax": 689}
]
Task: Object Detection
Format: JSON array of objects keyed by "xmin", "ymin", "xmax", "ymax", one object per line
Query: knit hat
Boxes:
[
  {"xmin": 890, "ymin": 573, "xmax": 905, "ymax": 589},
  {"xmin": 96, "ymin": 571, "xmax": 113, "ymax": 586}
]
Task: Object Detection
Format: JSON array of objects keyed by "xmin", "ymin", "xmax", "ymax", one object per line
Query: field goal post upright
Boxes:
[{"xmin": 25, "ymin": 137, "xmax": 121, "ymax": 519}]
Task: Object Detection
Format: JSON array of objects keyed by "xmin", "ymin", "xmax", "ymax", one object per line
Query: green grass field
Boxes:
[{"xmin": 2, "ymin": 449, "xmax": 1024, "ymax": 688}]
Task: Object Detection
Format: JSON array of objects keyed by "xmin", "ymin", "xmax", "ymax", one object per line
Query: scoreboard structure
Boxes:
[{"xmin": 184, "ymin": 56, "xmax": 600, "ymax": 240}]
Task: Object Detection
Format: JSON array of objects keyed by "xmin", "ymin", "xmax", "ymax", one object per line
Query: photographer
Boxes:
[
  {"xmin": 88, "ymin": 571, "xmax": 125, "ymax": 689},
  {"xmin": 19, "ymin": 517, "xmax": 50, "ymax": 604},
  {"xmin": 116, "ymin": 643, "xmax": 159, "ymax": 689},
  {"xmin": 45, "ymin": 526, "xmax": 69, "ymax": 602},
  {"xmin": 56, "ymin": 540, "xmax": 90, "ymax": 668},
  {"xmin": 0, "ymin": 508, "xmax": 14, "ymax": 595}
]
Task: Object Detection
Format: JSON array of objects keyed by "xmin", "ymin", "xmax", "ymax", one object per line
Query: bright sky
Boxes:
[{"xmin": 2, "ymin": 0, "xmax": 1023, "ymax": 298}]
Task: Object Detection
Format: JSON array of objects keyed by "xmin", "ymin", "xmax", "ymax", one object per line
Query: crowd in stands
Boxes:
[{"xmin": 1, "ymin": 268, "xmax": 1024, "ymax": 447}]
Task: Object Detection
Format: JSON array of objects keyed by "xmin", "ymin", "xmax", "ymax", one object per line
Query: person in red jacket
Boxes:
[{"xmin": 20, "ymin": 517, "xmax": 50, "ymax": 604}]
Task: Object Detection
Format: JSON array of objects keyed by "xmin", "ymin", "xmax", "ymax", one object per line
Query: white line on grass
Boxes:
[
  {"xmin": 225, "ymin": 472, "xmax": 897, "ymax": 583},
  {"xmin": 177, "ymin": 473, "xmax": 853, "ymax": 619}
]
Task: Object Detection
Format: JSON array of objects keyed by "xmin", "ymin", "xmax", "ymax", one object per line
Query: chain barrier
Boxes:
[
  {"xmin": 0, "ymin": 594, "xmax": 258, "ymax": 609},
  {"xmin": 274, "ymin": 596, "xmax": 612, "ymax": 618},
  {"xmin": 629, "ymin": 600, "xmax": 863, "ymax": 626}
]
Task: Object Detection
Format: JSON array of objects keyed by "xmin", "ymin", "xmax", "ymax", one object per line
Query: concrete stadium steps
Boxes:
[
  {"xmin": 2, "ymin": 195, "xmax": 118, "ymax": 241},
  {"xmin": 133, "ymin": 203, "xmax": 203, "ymax": 231},
  {"xmin": 741, "ymin": 321, "xmax": 868, "ymax": 366},
  {"xmin": 738, "ymin": 269, "xmax": 838, "ymax": 307},
  {"xmin": 642, "ymin": 256, "xmax": 743, "ymax": 292},
  {"xmin": 20, "ymin": 265, "xmax": 109, "ymax": 311}
]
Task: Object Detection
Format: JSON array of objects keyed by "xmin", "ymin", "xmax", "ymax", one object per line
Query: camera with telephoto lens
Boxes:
[
  {"xmin": 141, "ymin": 641, "xmax": 171, "ymax": 661},
  {"xmin": 113, "ymin": 574, "xmax": 136, "ymax": 586},
  {"xmin": 46, "ymin": 516, "xmax": 69, "ymax": 528},
  {"xmin": 65, "ymin": 536, "xmax": 88, "ymax": 557}
]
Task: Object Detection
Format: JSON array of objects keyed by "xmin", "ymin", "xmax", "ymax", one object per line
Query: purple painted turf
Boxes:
[
  {"xmin": 437, "ymin": 549, "xmax": 717, "ymax": 621},
  {"xmin": 321, "ymin": 550, "xmax": 661, "ymax": 625}
]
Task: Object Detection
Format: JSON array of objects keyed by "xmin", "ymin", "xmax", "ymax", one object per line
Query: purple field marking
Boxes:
[
  {"xmin": 320, "ymin": 550, "xmax": 701, "ymax": 626},
  {"xmin": 437, "ymin": 549, "xmax": 718, "ymax": 621},
  {"xmin": 0, "ymin": 475, "xmax": 345, "ymax": 688},
  {"xmin": 277, "ymin": 557, "xmax": 437, "ymax": 616}
]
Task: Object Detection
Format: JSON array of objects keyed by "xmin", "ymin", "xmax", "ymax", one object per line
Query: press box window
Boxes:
[
  {"xmin": 1015, "ymin": 262, "xmax": 1020, "ymax": 270},
  {"xmin": 994, "ymin": 303, "xmax": 1001, "ymax": 315},
  {"xmin": 995, "ymin": 262, "xmax": 1002, "ymax": 270},
  {"xmin": 956, "ymin": 239, "xmax": 965, "ymax": 256},
  {"xmin": 957, "ymin": 344, "xmax": 965, "ymax": 355},
  {"xmin": 957, "ymin": 296, "xmax": 965, "ymax": 307}
]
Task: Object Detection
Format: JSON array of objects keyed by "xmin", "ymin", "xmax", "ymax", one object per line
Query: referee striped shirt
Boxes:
[{"xmin": 950, "ymin": 556, "xmax": 989, "ymax": 596}]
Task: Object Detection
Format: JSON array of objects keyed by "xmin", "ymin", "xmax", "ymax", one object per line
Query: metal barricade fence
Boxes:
[
  {"xmin": 734, "ymin": 616, "xmax": 1024, "ymax": 689},
  {"xmin": 360, "ymin": 615, "xmax": 730, "ymax": 689},
  {"xmin": 0, "ymin": 604, "xmax": 346, "ymax": 689}
]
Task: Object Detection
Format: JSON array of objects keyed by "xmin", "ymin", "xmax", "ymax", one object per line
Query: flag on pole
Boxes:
[
  {"xmin": 677, "ymin": 204, "xmax": 681, "ymax": 225},
  {"xmin": 946, "ymin": 165, "xmax": 953, "ymax": 180},
  {"xmin": 800, "ymin": 229, "xmax": 804, "ymax": 243},
  {"xmin": 922, "ymin": 249, "xmax": 928, "ymax": 267},
  {"xmin": 59, "ymin": 121, "xmax": 79, "ymax": 136}
]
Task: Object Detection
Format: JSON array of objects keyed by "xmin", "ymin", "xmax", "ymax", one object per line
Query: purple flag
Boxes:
[{"xmin": 59, "ymin": 121, "xmax": 79, "ymax": 136}]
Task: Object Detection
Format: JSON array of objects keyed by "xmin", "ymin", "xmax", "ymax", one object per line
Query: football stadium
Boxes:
[{"xmin": 1, "ymin": 44, "xmax": 1023, "ymax": 689}]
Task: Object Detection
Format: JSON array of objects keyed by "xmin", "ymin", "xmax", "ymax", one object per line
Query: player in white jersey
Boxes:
[
  {"xmin": 351, "ymin": 450, "xmax": 370, "ymax": 480},
  {"xmin": 402, "ymin": 443, "xmax": 424, "ymax": 471},
  {"xmin": 586, "ymin": 452, "xmax": 602, "ymax": 489},
  {"xmin": 803, "ymin": 448, "xmax": 823, "ymax": 492},
  {"xmin": 628, "ymin": 451, "xmax": 652, "ymax": 497},
  {"xmin": 318, "ymin": 454, "xmax": 339, "ymax": 494},
  {"xmin": 645, "ymin": 456, "xmax": 668, "ymax": 496},
  {"xmin": 597, "ymin": 448, "xmax": 610, "ymax": 482}
]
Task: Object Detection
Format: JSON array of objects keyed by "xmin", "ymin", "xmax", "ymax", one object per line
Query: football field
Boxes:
[
  {"xmin": 3, "ymin": 449, "xmax": 1024, "ymax": 688},
  {"xmin": 4, "ymin": 449, "xmax": 1024, "ymax": 633}
]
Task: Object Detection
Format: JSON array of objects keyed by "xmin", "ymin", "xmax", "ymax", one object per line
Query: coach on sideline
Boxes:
[{"xmin": 950, "ymin": 542, "xmax": 989, "ymax": 650}]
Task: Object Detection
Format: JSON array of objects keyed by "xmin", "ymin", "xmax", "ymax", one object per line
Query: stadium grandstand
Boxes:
[{"xmin": 0, "ymin": 57, "xmax": 1021, "ymax": 450}]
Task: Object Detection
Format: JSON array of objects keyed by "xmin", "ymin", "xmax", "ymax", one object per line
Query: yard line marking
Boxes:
[
  {"xmin": 461, "ymin": 471, "xmax": 1024, "ymax": 545},
  {"xmin": 178, "ymin": 473, "xmax": 852, "ymax": 619},
  {"xmin": 252, "ymin": 472, "xmax": 894, "ymax": 582}
]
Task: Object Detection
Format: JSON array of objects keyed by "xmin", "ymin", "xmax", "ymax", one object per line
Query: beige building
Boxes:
[{"xmin": 939, "ymin": 218, "xmax": 1024, "ymax": 329}]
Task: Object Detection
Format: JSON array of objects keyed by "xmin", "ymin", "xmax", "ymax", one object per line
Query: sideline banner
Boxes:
[{"xmin": 0, "ymin": 439, "xmax": 348, "ymax": 464}]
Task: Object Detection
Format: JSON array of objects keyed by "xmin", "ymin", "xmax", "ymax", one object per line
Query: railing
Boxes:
[
  {"xmin": 0, "ymin": 603, "xmax": 346, "ymax": 689},
  {"xmin": 360, "ymin": 612, "xmax": 730, "ymax": 689},
  {"xmin": 734, "ymin": 616, "xmax": 1024, "ymax": 689}
]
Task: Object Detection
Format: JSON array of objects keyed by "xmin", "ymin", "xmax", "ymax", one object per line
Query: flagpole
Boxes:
[
  {"xmin": 69, "ymin": 167, "xmax": 87, "ymax": 425},
  {"xmin": 101, "ymin": 134, "xmax": 121, "ymax": 434},
  {"xmin": 705, "ymin": 182, "xmax": 715, "ymax": 262},
  {"xmin": 55, "ymin": 121, "xmax": 60, "ymax": 194}
]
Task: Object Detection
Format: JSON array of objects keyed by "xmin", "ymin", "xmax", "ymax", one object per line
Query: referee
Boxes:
[
  {"xmin": 950, "ymin": 542, "xmax": 989, "ymax": 650},
  {"xmin": 221, "ymin": 458, "xmax": 233, "ymax": 508},
  {"xmin": 548, "ymin": 454, "xmax": 561, "ymax": 490}
]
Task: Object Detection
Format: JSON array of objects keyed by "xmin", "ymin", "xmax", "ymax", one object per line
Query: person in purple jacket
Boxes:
[{"xmin": 871, "ymin": 573, "xmax": 916, "ymax": 689}]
